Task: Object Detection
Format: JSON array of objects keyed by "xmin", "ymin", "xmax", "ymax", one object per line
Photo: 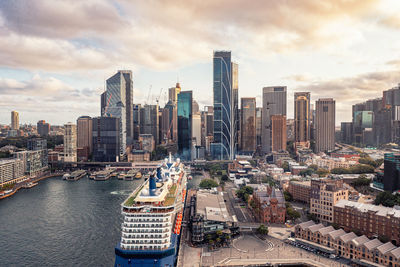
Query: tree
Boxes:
[
  {"xmin": 286, "ymin": 203, "xmax": 301, "ymax": 221},
  {"xmin": 236, "ymin": 186, "xmax": 254, "ymax": 202},
  {"xmin": 351, "ymin": 175, "xmax": 371, "ymax": 187},
  {"xmin": 282, "ymin": 161, "xmax": 290, "ymax": 172},
  {"xmin": 257, "ymin": 224, "xmax": 269, "ymax": 235},
  {"xmin": 309, "ymin": 164, "xmax": 318, "ymax": 171},
  {"xmin": 199, "ymin": 179, "xmax": 219, "ymax": 189},
  {"xmin": 151, "ymin": 146, "xmax": 168, "ymax": 160},
  {"xmin": 374, "ymin": 191, "xmax": 400, "ymax": 207},
  {"xmin": 283, "ymin": 191, "xmax": 293, "ymax": 202},
  {"xmin": 316, "ymin": 168, "xmax": 330, "ymax": 177}
]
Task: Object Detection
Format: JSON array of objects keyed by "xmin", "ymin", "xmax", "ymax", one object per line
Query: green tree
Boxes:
[
  {"xmin": 309, "ymin": 164, "xmax": 318, "ymax": 171},
  {"xmin": 257, "ymin": 224, "xmax": 269, "ymax": 235},
  {"xmin": 283, "ymin": 191, "xmax": 293, "ymax": 202},
  {"xmin": 282, "ymin": 161, "xmax": 290, "ymax": 172},
  {"xmin": 374, "ymin": 191, "xmax": 400, "ymax": 207},
  {"xmin": 316, "ymin": 168, "xmax": 330, "ymax": 177},
  {"xmin": 286, "ymin": 203, "xmax": 301, "ymax": 221},
  {"xmin": 199, "ymin": 179, "xmax": 219, "ymax": 189},
  {"xmin": 236, "ymin": 186, "xmax": 254, "ymax": 202}
]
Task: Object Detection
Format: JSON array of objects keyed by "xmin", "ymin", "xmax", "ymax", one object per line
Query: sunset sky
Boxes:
[{"xmin": 1, "ymin": 0, "xmax": 400, "ymax": 125}]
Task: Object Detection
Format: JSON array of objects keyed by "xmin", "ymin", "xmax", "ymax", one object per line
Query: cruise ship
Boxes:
[{"xmin": 114, "ymin": 155, "xmax": 187, "ymax": 267}]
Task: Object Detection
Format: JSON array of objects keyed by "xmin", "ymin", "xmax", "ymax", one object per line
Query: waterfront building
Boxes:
[
  {"xmin": 271, "ymin": 114, "xmax": 287, "ymax": 152},
  {"xmin": 177, "ymin": 91, "xmax": 192, "ymax": 160},
  {"xmin": 63, "ymin": 123, "xmax": 77, "ymax": 162},
  {"xmin": 383, "ymin": 153, "xmax": 400, "ymax": 192},
  {"xmin": 139, "ymin": 134, "xmax": 155, "ymax": 152},
  {"xmin": 37, "ymin": 120, "xmax": 50, "ymax": 136},
  {"xmin": 315, "ymin": 98, "xmax": 335, "ymax": 152},
  {"xmin": 11, "ymin": 111, "xmax": 19, "ymax": 130},
  {"xmin": 294, "ymin": 92, "xmax": 311, "ymax": 149},
  {"xmin": 252, "ymin": 185, "xmax": 286, "ymax": 224},
  {"xmin": 92, "ymin": 117, "xmax": 120, "ymax": 162},
  {"xmin": 310, "ymin": 179, "xmax": 348, "ymax": 224},
  {"xmin": 287, "ymin": 180, "xmax": 311, "ymax": 203},
  {"xmin": 13, "ymin": 150, "xmax": 47, "ymax": 177},
  {"xmin": 334, "ymin": 200, "xmax": 400, "ymax": 245},
  {"xmin": 77, "ymin": 116, "xmax": 92, "ymax": 161},
  {"xmin": 261, "ymin": 86, "xmax": 287, "ymax": 154},
  {"xmin": 295, "ymin": 220, "xmax": 400, "ymax": 266},
  {"xmin": 240, "ymin": 97, "xmax": 256, "ymax": 152},
  {"xmin": 0, "ymin": 159, "xmax": 25, "ymax": 187},
  {"xmin": 190, "ymin": 189, "xmax": 236, "ymax": 243},
  {"xmin": 211, "ymin": 51, "xmax": 236, "ymax": 160},
  {"xmin": 27, "ymin": 138, "xmax": 48, "ymax": 169}
]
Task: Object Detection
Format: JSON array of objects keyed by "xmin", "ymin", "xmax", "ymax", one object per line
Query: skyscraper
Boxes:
[
  {"xmin": 140, "ymin": 105, "xmax": 159, "ymax": 145},
  {"xmin": 63, "ymin": 122, "xmax": 77, "ymax": 162},
  {"xmin": 294, "ymin": 92, "xmax": 311, "ymax": 148},
  {"xmin": 261, "ymin": 86, "xmax": 287, "ymax": 154},
  {"xmin": 92, "ymin": 117, "xmax": 120, "ymax": 162},
  {"xmin": 77, "ymin": 116, "xmax": 93, "ymax": 159},
  {"xmin": 177, "ymin": 91, "xmax": 192, "ymax": 160},
  {"xmin": 132, "ymin": 104, "xmax": 141, "ymax": 142},
  {"xmin": 120, "ymin": 70, "xmax": 134, "ymax": 145},
  {"xmin": 240, "ymin": 97, "xmax": 256, "ymax": 152},
  {"xmin": 168, "ymin": 83, "xmax": 181, "ymax": 103},
  {"xmin": 211, "ymin": 51, "xmax": 235, "ymax": 160},
  {"xmin": 192, "ymin": 113, "xmax": 201, "ymax": 146},
  {"xmin": 271, "ymin": 115, "xmax": 287, "ymax": 152},
  {"xmin": 232, "ymin": 62, "xmax": 239, "ymax": 155},
  {"xmin": 11, "ymin": 111, "xmax": 19, "ymax": 130},
  {"xmin": 315, "ymin": 98, "xmax": 335, "ymax": 152},
  {"xmin": 256, "ymin": 107, "xmax": 262, "ymax": 148},
  {"xmin": 37, "ymin": 120, "xmax": 50, "ymax": 136}
]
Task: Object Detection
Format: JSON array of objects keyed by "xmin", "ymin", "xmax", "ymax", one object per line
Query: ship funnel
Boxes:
[
  {"xmin": 157, "ymin": 167, "xmax": 162, "ymax": 180},
  {"xmin": 149, "ymin": 173, "xmax": 157, "ymax": 196},
  {"xmin": 169, "ymin": 152, "xmax": 172, "ymax": 163}
]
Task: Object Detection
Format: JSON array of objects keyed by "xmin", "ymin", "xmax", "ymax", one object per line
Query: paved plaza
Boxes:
[{"xmin": 199, "ymin": 234, "xmax": 351, "ymax": 267}]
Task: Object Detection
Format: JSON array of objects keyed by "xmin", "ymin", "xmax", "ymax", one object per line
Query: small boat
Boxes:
[
  {"xmin": 89, "ymin": 173, "xmax": 95, "ymax": 180},
  {"xmin": 66, "ymin": 170, "xmax": 86, "ymax": 181},
  {"xmin": 188, "ymin": 175, "xmax": 193, "ymax": 180},
  {"xmin": 134, "ymin": 171, "xmax": 142, "ymax": 179},
  {"xmin": 23, "ymin": 182, "xmax": 38, "ymax": 189},
  {"xmin": 124, "ymin": 170, "xmax": 137, "ymax": 181},
  {"xmin": 63, "ymin": 173, "xmax": 71, "ymax": 180},
  {"xmin": 118, "ymin": 172, "xmax": 126, "ymax": 180}
]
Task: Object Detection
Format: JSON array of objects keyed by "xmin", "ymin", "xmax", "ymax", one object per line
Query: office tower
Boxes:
[
  {"xmin": 163, "ymin": 101, "xmax": 177, "ymax": 143},
  {"xmin": 140, "ymin": 104, "xmax": 159, "ymax": 145},
  {"xmin": 294, "ymin": 92, "xmax": 311, "ymax": 148},
  {"xmin": 139, "ymin": 134, "xmax": 155, "ymax": 152},
  {"xmin": 271, "ymin": 115, "xmax": 287, "ymax": 152},
  {"xmin": 133, "ymin": 104, "xmax": 141, "ymax": 142},
  {"xmin": 168, "ymin": 83, "xmax": 181, "ymax": 103},
  {"xmin": 11, "ymin": 111, "xmax": 19, "ymax": 130},
  {"xmin": 240, "ymin": 98, "xmax": 256, "ymax": 152},
  {"xmin": 315, "ymin": 98, "xmax": 335, "ymax": 152},
  {"xmin": 192, "ymin": 113, "xmax": 201, "ymax": 146},
  {"xmin": 256, "ymin": 107, "xmax": 262, "ymax": 148},
  {"xmin": 37, "ymin": 120, "xmax": 50, "ymax": 136},
  {"xmin": 120, "ymin": 70, "xmax": 133, "ymax": 145},
  {"xmin": 374, "ymin": 108, "xmax": 392, "ymax": 146},
  {"xmin": 63, "ymin": 122, "xmax": 77, "ymax": 162},
  {"xmin": 286, "ymin": 119, "xmax": 295, "ymax": 142},
  {"xmin": 177, "ymin": 91, "xmax": 192, "ymax": 159},
  {"xmin": 211, "ymin": 51, "xmax": 236, "ymax": 160},
  {"xmin": 340, "ymin": 122, "xmax": 353, "ymax": 144},
  {"xmin": 192, "ymin": 100, "xmax": 200, "ymax": 114},
  {"xmin": 92, "ymin": 117, "xmax": 120, "ymax": 162},
  {"xmin": 232, "ymin": 62, "xmax": 239, "ymax": 155},
  {"xmin": 77, "ymin": 116, "xmax": 93, "ymax": 161},
  {"xmin": 261, "ymin": 86, "xmax": 287, "ymax": 154},
  {"xmin": 383, "ymin": 153, "xmax": 400, "ymax": 192}
]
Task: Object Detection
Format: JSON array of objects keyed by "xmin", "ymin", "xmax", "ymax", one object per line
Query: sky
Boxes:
[{"xmin": 1, "ymin": 0, "xmax": 400, "ymax": 126}]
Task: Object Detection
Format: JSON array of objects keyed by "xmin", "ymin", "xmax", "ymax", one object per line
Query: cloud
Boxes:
[{"xmin": 0, "ymin": 0, "xmax": 382, "ymax": 71}]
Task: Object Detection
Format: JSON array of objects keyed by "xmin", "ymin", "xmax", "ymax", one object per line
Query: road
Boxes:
[{"xmin": 223, "ymin": 182, "xmax": 256, "ymax": 223}]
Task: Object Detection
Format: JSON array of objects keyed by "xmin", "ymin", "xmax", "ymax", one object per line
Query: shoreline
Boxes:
[{"xmin": 0, "ymin": 172, "xmax": 63, "ymax": 200}]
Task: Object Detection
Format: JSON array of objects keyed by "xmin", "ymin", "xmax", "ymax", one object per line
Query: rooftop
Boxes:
[
  {"xmin": 335, "ymin": 200, "xmax": 400, "ymax": 218},
  {"xmin": 196, "ymin": 190, "xmax": 233, "ymax": 222}
]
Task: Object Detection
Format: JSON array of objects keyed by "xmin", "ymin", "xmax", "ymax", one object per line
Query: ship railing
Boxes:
[
  {"xmin": 122, "ymin": 234, "xmax": 169, "ymax": 240},
  {"xmin": 122, "ymin": 223, "xmax": 171, "ymax": 228}
]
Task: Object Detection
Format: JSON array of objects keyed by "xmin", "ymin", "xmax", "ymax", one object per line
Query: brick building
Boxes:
[
  {"xmin": 334, "ymin": 200, "xmax": 400, "ymax": 246},
  {"xmin": 287, "ymin": 180, "xmax": 311, "ymax": 203},
  {"xmin": 252, "ymin": 185, "xmax": 286, "ymax": 224}
]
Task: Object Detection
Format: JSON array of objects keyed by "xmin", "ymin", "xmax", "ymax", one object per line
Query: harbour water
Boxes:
[{"xmin": 0, "ymin": 174, "xmax": 202, "ymax": 266}]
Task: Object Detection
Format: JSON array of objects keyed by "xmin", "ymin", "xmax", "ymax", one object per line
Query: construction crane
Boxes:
[
  {"xmin": 155, "ymin": 88, "xmax": 163, "ymax": 105},
  {"xmin": 146, "ymin": 85, "xmax": 152, "ymax": 104}
]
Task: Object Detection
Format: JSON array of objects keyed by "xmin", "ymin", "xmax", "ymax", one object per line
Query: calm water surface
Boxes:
[{"xmin": 0, "ymin": 174, "xmax": 202, "ymax": 266}]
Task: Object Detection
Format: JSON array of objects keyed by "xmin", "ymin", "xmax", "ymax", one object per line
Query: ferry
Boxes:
[
  {"xmin": 23, "ymin": 182, "xmax": 38, "ymax": 188},
  {"xmin": 66, "ymin": 170, "xmax": 86, "ymax": 181},
  {"xmin": 124, "ymin": 170, "xmax": 137, "ymax": 181},
  {"xmin": 93, "ymin": 170, "xmax": 113, "ymax": 181},
  {"xmin": 63, "ymin": 173, "xmax": 71, "ymax": 180},
  {"xmin": 135, "ymin": 171, "xmax": 142, "ymax": 179},
  {"xmin": 114, "ymin": 154, "xmax": 187, "ymax": 267},
  {"xmin": 118, "ymin": 172, "xmax": 126, "ymax": 180}
]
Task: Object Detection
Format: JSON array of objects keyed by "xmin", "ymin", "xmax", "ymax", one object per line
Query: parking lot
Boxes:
[{"xmin": 284, "ymin": 238, "xmax": 338, "ymax": 259}]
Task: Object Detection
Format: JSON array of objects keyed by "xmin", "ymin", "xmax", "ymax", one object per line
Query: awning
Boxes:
[{"xmin": 295, "ymin": 238, "xmax": 336, "ymax": 253}]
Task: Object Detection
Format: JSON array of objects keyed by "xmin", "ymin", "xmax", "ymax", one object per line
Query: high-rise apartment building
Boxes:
[
  {"xmin": 310, "ymin": 179, "xmax": 348, "ymax": 224},
  {"xmin": 63, "ymin": 123, "xmax": 77, "ymax": 162},
  {"xmin": 211, "ymin": 51, "xmax": 237, "ymax": 160},
  {"xmin": 11, "ymin": 111, "xmax": 19, "ymax": 130},
  {"xmin": 315, "ymin": 98, "xmax": 335, "ymax": 152},
  {"xmin": 92, "ymin": 117, "xmax": 120, "ymax": 162},
  {"xmin": 37, "ymin": 120, "xmax": 50, "ymax": 136},
  {"xmin": 177, "ymin": 91, "xmax": 192, "ymax": 160},
  {"xmin": 256, "ymin": 107, "xmax": 262, "ymax": 148},
  {"xmin": 240, "ymin": 97, "xmax": 256, "ymax": 152},
  {"xmin": 261, "ymin": 86, "xmax": 287, "ymax": 154},
  {"xmin": 294, "ymin": 92, "xmax": 311, "ymax": 148},
  {"xmin": 271, "ymin": 115, "xmax": 287, "ymax": 152}
]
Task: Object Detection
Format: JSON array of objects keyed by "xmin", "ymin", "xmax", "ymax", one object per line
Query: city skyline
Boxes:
[{"xmin": 1, "ymin": 1, "xmax": 400, "ymax": 125}]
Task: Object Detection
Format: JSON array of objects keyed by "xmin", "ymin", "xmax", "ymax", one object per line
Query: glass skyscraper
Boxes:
[
  {"xmin": 212, "ymin": 51, "xmax": 237, "ymax": 160},
  {"xmin": 92, "ymin": 117, "xmax": 120, "ymax": 162},
  {"xmin": 177, "ymin": 91, "xmax": 192, "ymax": 160}
]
